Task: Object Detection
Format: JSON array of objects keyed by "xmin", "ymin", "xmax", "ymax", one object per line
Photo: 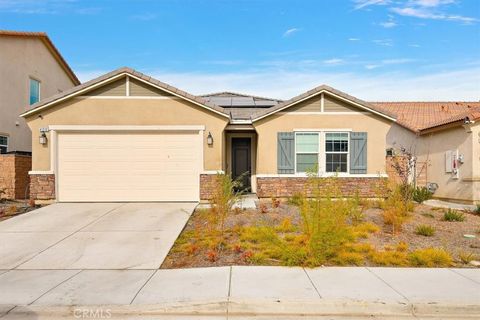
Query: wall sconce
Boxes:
[
  {"xmin": 207, "ymin": 132, "xmax": 213, "ymax": 146},
  {"xmin": 39, "ymin": 132, "xmax": 47, "ymax": 145}
]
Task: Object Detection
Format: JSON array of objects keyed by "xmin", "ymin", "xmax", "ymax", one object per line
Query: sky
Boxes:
[{"xmin": 1, "ymin": 0, "xmax": 479, "ymax": 100}]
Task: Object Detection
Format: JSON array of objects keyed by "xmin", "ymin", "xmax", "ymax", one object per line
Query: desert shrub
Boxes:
[
  {"xmin": 409, "ymin": 248, "xmax": 452, "ymax": 267},
  {"xmin": 287, "ymin": 192, "xmax": 304, "ymax": 207},
  {"xmin": 458, "ymin": 251, "xmax": 476, "ymax": 264},
  {"xmin": 472, "ymin": 204, "xmax": 480, "ymax": 216},
  {"xmin": 206, "ymin": 173, "xmax": 243, "ymax": 243},
  {"xmin": 6, "ymin": 205, "xmax": 18, "ymax": 216},
  {"xmin": 442, "ymin": 209, "xmax": 465, "ymax": 222},
  {"xmin": 351, "ymin": 222, "xmax": 380, "ymax": 239},
  {"xmin": 371, "ymin": 250, "xmax": 409, "ymax": 266},
  {"xmin": 348, "ymin": 192, "xmax": 365, "ymax": 225},
  {"xmin": 332, "ymin": 251, "xmax": 364, "ymax": 266},
  {"xmin": 415, "ymin": 224, "xmax": 436, "ymax": 237},
  {"xmin": 275, "ymin": 217, "xmax": 295, "ymax": 233},
  {"xmin": 271, "ymin": 198, "xmax": 280, "ymax": 208},
  {"xmin": 412, "ymin": 186, "xmax": 433, "ymax": 203},
  {"xmin": 382, "ymin": 185, "xmax": 412, "ymax": 234}
]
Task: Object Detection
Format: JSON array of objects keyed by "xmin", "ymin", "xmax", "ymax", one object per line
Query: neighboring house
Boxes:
[
  {"xmin": 376, "ymin": 102, "xmax": 480, "ymax": 204},
  {"xmin": 0, "ymin": 30, "xmax": 79, "ymax": 153},
  {"xmin": 21, "ymin": 67, "xmax": 395, "ymax": 202}
]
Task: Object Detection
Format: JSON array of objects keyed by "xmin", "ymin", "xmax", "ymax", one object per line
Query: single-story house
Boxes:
[
  {"xmin": 378, "ymin": 102, "xmax": 480, "ymax": 204},
  {"xmin": 21, "ymin": 67, "xmax": 396, "ymax": 202}
]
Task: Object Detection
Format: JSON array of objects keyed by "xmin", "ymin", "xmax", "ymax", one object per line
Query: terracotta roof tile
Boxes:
[{"xmin": 371, "ymin": 102, "xmax": 480, "ymax": 132}]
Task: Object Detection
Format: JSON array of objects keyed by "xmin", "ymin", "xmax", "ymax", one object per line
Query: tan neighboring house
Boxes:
[
  {"xmin": 0, "ymin": 30, "xmax": 79, "ymax": 153},
  {"xmin": 376, "ymin": 102, "xmax": 480, "ymax": 204},
  {"xmin": 21, "ymin": 67, "xmax": 395, "ymax": 202}
]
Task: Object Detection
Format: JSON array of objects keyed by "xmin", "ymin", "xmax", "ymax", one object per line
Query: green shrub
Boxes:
[
  {"xmin": 382, "ymin": 185, "xmax": 412, "ymax": 234},
  {"xmin": 412, "ymin": 186, "xmax": 433, "ymax": 203},
  {"xmin": 442, "ymin": 209, "xmax": 465, "ymax": 222},
  {"xmin": 415, "ymin": 224, "xmax": 435, "ymax": 237},
  {"xmin": 473, "ymin": 204, "xmax": 480, "ymax": 216},
  {"xmin": 408, "ymin": 247, "xmax": 452, "ymax": 267},
  {"xmin": 287, "ymin": 192, "xmax": 304, "ymax": 207}
]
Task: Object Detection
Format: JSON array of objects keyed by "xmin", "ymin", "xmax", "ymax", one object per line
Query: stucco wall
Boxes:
[
  {"xmin": 25, "ymin": 97, "xmax": 229, "ymax": 172},
  {"xmin": 253, "ymin": 112, "xmax": 391, "ymax": 175},
  {"xmin": 387, "ymin": 123, "xmax": 479, "ymax": 203},
  {"xmin": 0, "ymin": 37, "xmax": 76, "ymax": 152}
]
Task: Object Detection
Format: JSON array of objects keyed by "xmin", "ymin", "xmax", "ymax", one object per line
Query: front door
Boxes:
[{"xmin": 232, "ymin": 138, "xmax": 251, "ymax": 191}]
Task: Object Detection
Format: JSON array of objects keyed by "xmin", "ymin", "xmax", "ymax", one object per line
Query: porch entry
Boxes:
[{"xmin": 232, "ymin": 137, "xmax": 251, "ymax": 191}]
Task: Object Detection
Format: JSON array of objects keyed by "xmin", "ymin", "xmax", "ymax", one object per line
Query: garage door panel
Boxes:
[{"xmin": 57, "ymin": 131, "xmax": 201, "ymax": 202}]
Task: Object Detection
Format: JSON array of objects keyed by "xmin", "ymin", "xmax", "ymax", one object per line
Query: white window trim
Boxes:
[
  {"xmin": 325, "ymin": 131, "xmax": 350, "ymax": 174},
  {"xmin": 294, "ymin": 130, "xmax": 350, "ymax": 175},
  {"xmin": 29, "ymin": 77, "xmax": 41, "ymax": 105},
  {"xmin": 0, "ymin": 135, "xmax": 8, "ymax": 153}
]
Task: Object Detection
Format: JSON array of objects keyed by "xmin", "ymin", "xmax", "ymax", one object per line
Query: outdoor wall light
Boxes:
[
  {"xmin": 207, "ymin": 132, "xmax": 214, "ymax": 146},
  {"xmin": 39, "ymin": 132, "xmax": 47, "ymax": 145}
]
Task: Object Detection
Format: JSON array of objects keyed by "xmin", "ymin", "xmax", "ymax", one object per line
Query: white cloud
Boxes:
[
  {"xmin": 323, "ymin": 58, "xmax": 344, "ymax": 65},
  {"xmin": 348, "ymin": 38, "xmax": 361, "ymax": 41},
  {"xmin": 130, "ymin": 13, "xmax": 157, "ymax": 21},
  {"xmin": 373, "ymin": 38, "xmax": 394, "ymax": 46},
  {"xmin": 70, "ymin": 64, "xmax": 480, "ymax": 101},
  {"xmin": 380, "ymin": 21, "xmax": 397, "ymax": 27},
  {"xmin": 391, "ymin": 6, "xmax": 477, "ymax": 23},
  {"xmin": 409, "ymin": 43, "xmax": 421, "ymax": 47},
  {"xmin": 282, "ymin": 28, "xmax": 301, "ymax": 37},
  {"xmin": 409, "ymin": 0, "xmax": 455, "ymax": 7},
  {"xmin": 353, "ymin": 0, "xmax": 390, "ymax": 10},
  {"xmin": 382, "ymin": 58, "xmax": 415, "ymax": 64}
]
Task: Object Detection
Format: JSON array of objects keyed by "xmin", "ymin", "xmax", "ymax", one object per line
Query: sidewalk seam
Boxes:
[
  {"xmin": 226, "ymin": 266, "xmax": 232, "ymax": 319},
  {"xmin": 365, "ymin": 267, "xmax": 410, "ymax": 302},
  {"xmin": 28, "ymin": 269, "xmax": 83, "ymax": 305},
  {"xmin": 13, "ymin": 203, "xmax": 126, "ymax": 269},
  {"xmin": 448, "ymin": 268, "xmax": 480, "ymax": 285},
  {"xmin": 0, "ymin": 305, "xmax": 17, "ymax": 319},
  {"xmin": 129, "ymin": 269, "xmax": 158, "ymax": 305},
  {"xmin": 303, "ymin": 268, "xmax": 322, "ymax": 299}
]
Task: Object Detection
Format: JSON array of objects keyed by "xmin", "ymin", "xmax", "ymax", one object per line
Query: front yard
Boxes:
[{"xmin": 162, "ymin": 176, "xmax": 480, "ymax": 269}]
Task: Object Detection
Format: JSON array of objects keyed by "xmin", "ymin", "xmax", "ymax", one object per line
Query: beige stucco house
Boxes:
[
  {"xmin": 0, "ymin": 30, "xmax": 79, "ymax": 153},
  {"xmin": 21, "ymin": 67, "xmax": 396, "ymax": 202},
  {"xmin": 379, "ymin": 102, "xmax": 480, "ymax": 204}
]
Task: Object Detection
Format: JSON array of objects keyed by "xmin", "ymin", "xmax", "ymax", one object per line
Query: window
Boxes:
[
  {"xmin": 29, "ymin": 78, "xmax": 40, "ymax": 105},
  {"xmin": 325, "ymin": 132, "xmax": 349, "ymax": 173},
  {"xmin": 295, "ymin": 132, "xmax": 319, "ymax": 173},
  {"xmin": 0, "ymin": 136, "xmax": 7, "ymax": 154}
]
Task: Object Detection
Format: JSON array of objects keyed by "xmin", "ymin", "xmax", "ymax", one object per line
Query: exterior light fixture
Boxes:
[
  {"xmin": 39, "ymin": 132, "xmax": 47, "ymax": 145},
  {"xmin": 207, "ymin": 132, "xmax": 213, "ymax": 146}
]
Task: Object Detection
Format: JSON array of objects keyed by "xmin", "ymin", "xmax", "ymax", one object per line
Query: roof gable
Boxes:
[
  {"xmin": 20, "ymin": 67, "xmax": 229, "ymax": 118},
  {"xmin": 251, "ymin": 85, "xmax": 397, "ymax": 122},
  {"xmin": 0, "ymin": 30, "xmax": 79, "ymax": 85}
]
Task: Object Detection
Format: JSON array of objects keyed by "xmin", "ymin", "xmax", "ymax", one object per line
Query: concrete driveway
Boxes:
[{"xmin": 0, "ymin": 202, "xmax": 196, "ymax": 270}]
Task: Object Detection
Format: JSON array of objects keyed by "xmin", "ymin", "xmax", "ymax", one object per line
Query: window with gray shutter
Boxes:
[
  {"xmin": 350, "ymin": 132, "xmax": 367, "ymax": 174},
  {"xmin": 277, "ymin": 132, "xmax": 295, "ymax": 174}
]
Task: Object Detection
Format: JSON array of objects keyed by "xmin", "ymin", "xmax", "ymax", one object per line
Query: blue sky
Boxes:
[{"xmin": 1, "ymin": 0, "xmax": 479, "ymax": 100}]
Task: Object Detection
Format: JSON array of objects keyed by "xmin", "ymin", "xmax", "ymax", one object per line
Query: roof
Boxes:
[
  {"xmin": 201, "ymin": 91, "xmax": 282, "ymax": 108},
  {"xmin": 251, "ymin": 84, "xmax": 397, "ymax": 122},
  {"xmin": 20, "ymin": 67, "xmax": 228, "ymax": 118},
  {"xmin": 372, "ymin": 102, "xmax": 480, "ymax": 133},
  {"xmin": 0, "ymin": 30, "xmax": 80, "ymax": 85}
]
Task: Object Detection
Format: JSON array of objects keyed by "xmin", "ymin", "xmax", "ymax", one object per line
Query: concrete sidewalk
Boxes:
[{"xmin": 0, "ymin": 266, "xmax": 479, "ymax": 319}]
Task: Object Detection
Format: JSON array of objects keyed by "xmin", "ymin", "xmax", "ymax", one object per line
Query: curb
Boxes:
[{"xmin": 3, "ymin": 300, "xmax": 480, "ymax": 319}]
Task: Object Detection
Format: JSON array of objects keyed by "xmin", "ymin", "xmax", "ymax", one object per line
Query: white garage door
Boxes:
[{"xmin": 56, "ymin": 130, "xmax": 202, "ymax": 202}]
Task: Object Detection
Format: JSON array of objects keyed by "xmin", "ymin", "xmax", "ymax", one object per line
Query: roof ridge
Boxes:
[
  {"xmin": 20, "ymin": 67, "xmax": 229, "ymax": 118},
  {"xmin": 201, "ymin": 91, "xmax": 283, "ymax": 101}
]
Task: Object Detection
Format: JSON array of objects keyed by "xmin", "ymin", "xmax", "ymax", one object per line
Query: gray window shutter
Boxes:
[
  {"xmin": 277, "ymin": 132, "xmax": 295, "ymax": 174},
  {"xmin": 350, "ymin": 132, "xmax": 367, "ymax": 174}
]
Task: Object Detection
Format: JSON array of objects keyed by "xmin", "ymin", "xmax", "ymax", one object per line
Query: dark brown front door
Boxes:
[{"xmin": 232, "ymin": 138, "xmax": 251, "ymax": 191}]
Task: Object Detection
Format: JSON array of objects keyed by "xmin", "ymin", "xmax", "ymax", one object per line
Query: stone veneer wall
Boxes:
[
  {"xmin": 0, "ymin": 153, "xmax": 32, "ymax": 199},
  {"xmin": 200, "ymin": 174, "xmax": 219, "ymax": 200},
  {"xmin": 256, "ymin": 177, "xmax": 386, "ymax": 198},
  {"xmin": 30, "ymin": 174, "xmax": 55, "ymax": 200}
]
